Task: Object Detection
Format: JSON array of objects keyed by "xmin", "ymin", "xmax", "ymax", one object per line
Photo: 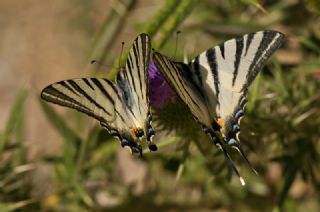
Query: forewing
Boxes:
[
  {"xmin": 189, "ymin": 30, "xmax": 285, "ymax": 142},
  {"xmin": 153, "ymin": 51, "xmax": 212, "ymax": 127},
  {"xmin": 116, "ymin": 33, "xmax": 151, "ymax": 127},
  {"xmin": 41, "ymin": 78, "xmax": 117, "ymax": 125}
]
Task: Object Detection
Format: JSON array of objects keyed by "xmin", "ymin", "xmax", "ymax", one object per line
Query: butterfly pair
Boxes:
[{"xmin": 41, "ymin": 31, "xmax": 285, "ymax": 184}]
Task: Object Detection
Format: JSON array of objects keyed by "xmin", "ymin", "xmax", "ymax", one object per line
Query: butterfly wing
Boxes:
[
  {"xmin": 41, "ymin": 33, "xmax": 156, "ymax": 154},
  {"xmin": 41, "ymin": 78, "xmax": 117, "ymax": 124},
  {"xmin": 189, "ymin": 30, "xmax": 285, "ymax": 147},
  {"xmin": 153, "ymin": 31, "xmax": 285, "ymax": 183},
  {"xmin": 41, "ymin": 78, "xmax": 142, "ymax": 153},
  {"xmin": 187, "ymin": 31, "xmax": 285, "ymax": 175},
  {"xmin": 115, "ymin": 33, "xmax": 157, "ymax": 151},
  {"xmin": 153, "ymin": 50, "xmax": 246, "ymax": 184},
  {"xmin": 152, "ymin": 52, "xmax": 212, "ymax": 127}
]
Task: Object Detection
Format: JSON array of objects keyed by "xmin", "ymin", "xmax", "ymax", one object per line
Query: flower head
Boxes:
[{"xmin": 148, "ymin": 60, "xmax": 176, "ymax": 109}]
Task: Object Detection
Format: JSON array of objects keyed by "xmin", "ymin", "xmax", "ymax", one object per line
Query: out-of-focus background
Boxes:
[{"xmin": 0, "ymin": 0, "xmax": 319, "ymax": 211}]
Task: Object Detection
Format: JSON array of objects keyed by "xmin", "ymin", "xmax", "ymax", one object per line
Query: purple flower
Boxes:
[{"xmin": 148, "ymin": 60, "xmax": 176, "ymax": 109}]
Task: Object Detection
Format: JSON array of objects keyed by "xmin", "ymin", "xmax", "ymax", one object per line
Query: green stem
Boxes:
[
  {"xmin": 277, "ymin": 166, "xmax": 298, "ymax": 208},
  {"xmin": 155, "ymin": 0, "xmax": 196, "ymax": 49},
  {"xmin": 143, "ymin": 0, "xmax": 181, "ymax": 37},
  {"xmin": 108, "ymin": 0, "xmax": 196, "ymax": 79},
  {"xmin": 0, "ymin": 89, "xmax": 28, "ymax": 152},
  {"xmin": 76, "ymin": 128, "xmax": 98, "ymax": 173},
  {"xmin": 89, "ymin": 0, "xmax": 137, "ymax": 71}
]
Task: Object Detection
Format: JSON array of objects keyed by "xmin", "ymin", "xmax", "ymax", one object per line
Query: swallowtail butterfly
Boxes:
[
  {"xmin": 41, "ymin": 33, "xmax": 157, "ymax": 155},
  {"xmin": 152, "ymin": 30, "xmax": 285, "ymax": 185}
]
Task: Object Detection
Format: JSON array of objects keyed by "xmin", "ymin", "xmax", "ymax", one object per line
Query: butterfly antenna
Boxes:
[
  {"xmin": 231, "ymin": 141, "xmax": 259, "ymax": 176},
  {"xmin": 209, "ymin": 134, "xmax": 245, "ymax": 186},
  {"xmin": 90, "ymin": 60, "xmax": 112, "ymax": 69},
  {"xmin": 119, "ymin": 42, "xmax": 125, "ymax": 69},
  {"xmin": 174, "ymin": 30, "xmax": 181, "ymax": 59}
]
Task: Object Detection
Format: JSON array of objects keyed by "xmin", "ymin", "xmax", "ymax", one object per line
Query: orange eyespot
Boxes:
[
  {"xmin": 131, "ymin": 128, "xmax": 144, "ymax": 139},
  {"xmin": 216, "ymin": 118, "xmax": 224, "ymax": 128}
]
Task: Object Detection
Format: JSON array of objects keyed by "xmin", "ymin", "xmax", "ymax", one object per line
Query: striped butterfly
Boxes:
[
  {"xmin": 41, "ymin": 33, "xmax": 157, "ymax": 155},
  {"xmin": 153, "ymin": 30, "xmax": 285, "ymax": 184}
]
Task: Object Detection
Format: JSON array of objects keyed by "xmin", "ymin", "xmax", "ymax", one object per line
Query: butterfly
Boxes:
[
  {"xmin": 41, "ymin": 33, "xmax": 157, "ymax": 155},
  {"xmin": 152, "ymin": 30, "xmax": 285, "ymax": 185}
]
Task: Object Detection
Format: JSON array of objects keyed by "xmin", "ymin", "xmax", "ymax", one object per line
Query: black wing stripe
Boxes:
[
  {"xmin": 132, "ymin": 42, "xmax": 143, "ymax": 115},
  {"xmin": 127, "ymin": 54, "xmax": 137, "ymax": 93},
  {"xmin": 121, "ymin": 67, "xmax": 134, "ymax": 97},
  {"xmin": 115, "ymin": 109, "xmax": 126, "ymax": 123},
  {"xmin": 102, "ymin": 78, "xmax": 122, "ymax": 101},
  {"xmin": 42, "ymin": 86, "xmax": 89, "ymax": 111},
  {"xmin": 90, "ymin": 78, "xmax": 115, "ymax": 105},
  {"xmin": 140, "ymin": 35, "xmax": 149, "ymax": 101},
  {"xmin": 41, "ymin": 86, "xmax": 108, "ymax": 123},
  {"xmin": 83, "ymin": 78, "xmax": 94, "ymax": 90},
  {"xmin": 69, "ymin": 80, "xmax": 112, "ymax": 116},
  {"xmin": 219, "ymin": 44, "xmax": 225, "ymax": 59},
  {"xmin": 160, "ymin": 57, "xmax": 190, "ymax": 101},
  {"xmin": 133, "ymin": 39, "xmax": 144, "ymax": 102},
  {"xmin": 117, "ymin": 73, "xmax": 138, "ymax": 120},
  {"xmin": 192, "ymin": 56, "xmax": 203, "ymax": 86},
  {"xmin": 205, "ymin": 48, "xmax": 220, "ymax": 107},
  {"xmin": 232, "ymin": 37, "xmax": 244, "ymax": 86},
  {"xmin": 57, "ymin": 81, "xmax": 79, "ymax": 96},
  {"xmin": 156, "ymin": 54, "xmax": 203, "ymax": 112},
  {"xmin": 245, "ymin": 33, "xmax": 254, "ymax": 56},
  {"xmin": 155, "ymin": 55, "xmax": 189, "ymax": 101},
  {"xmin": 245, "ymin": 31, "xmax": 282, "ymax": 88}
]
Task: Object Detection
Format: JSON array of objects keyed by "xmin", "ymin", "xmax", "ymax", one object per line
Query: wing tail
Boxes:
[
  {"xmin": 227, "ymin": 138, "xmax": 259, "ymax": 176},
  {"xmin": 208, "ymin": 132, "xmax": 245, "ymax": 186}
]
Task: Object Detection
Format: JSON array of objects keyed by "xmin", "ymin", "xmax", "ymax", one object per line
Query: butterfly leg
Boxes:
[{"xmin": 225, "ymin": 138, "xmax": 258, "ymax": 175}]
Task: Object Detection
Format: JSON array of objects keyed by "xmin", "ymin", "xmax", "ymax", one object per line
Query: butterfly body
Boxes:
[{"xmin": 41, "ymin": 34, "xmax": 157, "ymax": 155}]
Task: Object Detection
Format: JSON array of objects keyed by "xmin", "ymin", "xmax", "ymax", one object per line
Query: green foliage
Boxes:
[
  {"xmin": 2, "ymin": 0, "xmax": 320, "ymax": 211},
  {"xmin": 0, "ymin": 89, "xmax": 27, "ymax": 152},
  {"xmin": 41, "ymin": 103, "xmax": 118, "ymax": 209},
  {"xmin": 0, "ymin": 89, "xmax": 35, "ymax": 210},
  {"xmin": 89, "ymin": 0, "xmax": 137, "ymax": 73},
  {"xmin": 148, "ymin": 0, "xmax": 197, "ymax": 49}
]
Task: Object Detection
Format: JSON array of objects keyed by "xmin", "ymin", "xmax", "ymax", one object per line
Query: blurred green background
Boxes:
[{"xmin": 0, "ymin": 0, "xmax": 320, "ymax": 211}]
